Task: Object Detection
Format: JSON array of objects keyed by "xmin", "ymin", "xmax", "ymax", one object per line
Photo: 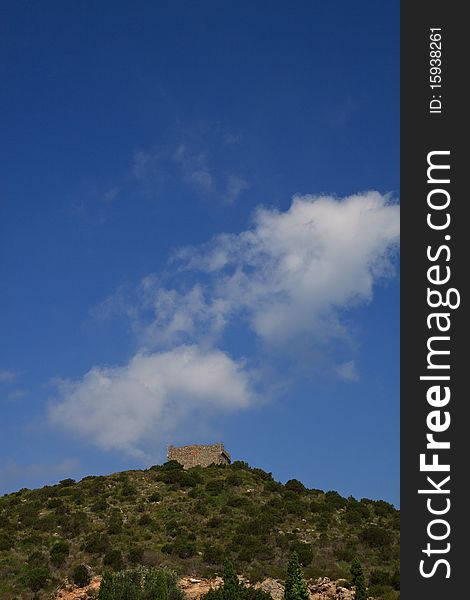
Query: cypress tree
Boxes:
[
  {"xmin": 350, "ymin": 558, "xmax": 367, "ymax": 600},
  {"xmin": 222, "ymin": 559, "xmax": 240, "ymax": 600},
  {"xmin": 284, "ymin": 552, "xmax": 309, "ymax": 600}
]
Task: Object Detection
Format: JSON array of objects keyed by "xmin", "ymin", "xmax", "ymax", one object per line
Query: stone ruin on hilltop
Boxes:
[{"xmin": 167, "ymin": 443, "xmax": 231, "ymax": 469}]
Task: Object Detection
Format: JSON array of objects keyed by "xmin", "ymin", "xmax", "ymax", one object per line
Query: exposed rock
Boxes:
[
  {"xmin": 179, "ymin": 576, "xmax": 224, "ymax": 599},
  {"xmin": 308, "ymin": 577, "xmax": 354, "ymax": 600},
  {"xmin": 254, "ymin": 578, "xmax": 284, "ymax": 600}
]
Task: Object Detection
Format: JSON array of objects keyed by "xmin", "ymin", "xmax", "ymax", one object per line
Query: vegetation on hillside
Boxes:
[{"xmin": 0, "ymin": 460, "xmax": 400, "ymax": 599}]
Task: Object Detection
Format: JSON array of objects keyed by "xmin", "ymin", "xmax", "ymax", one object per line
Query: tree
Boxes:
[
  {"xmin": 350, "ymin": 558, "xmax": 367, "ymax": 600},
  {"xmin": 284, "ymin": 552, "xmax": 309, "ymax": 600},
  {"xmin": 97, "ymin": 567, "xmax": 184, "ymax": 600},
  {"xmin": 222, "ymin": 559, "xmax": 240, "ymax": 600}
]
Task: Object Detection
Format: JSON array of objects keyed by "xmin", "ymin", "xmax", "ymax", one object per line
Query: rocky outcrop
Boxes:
[
  {"xmin": 255, "ymin": 576, "xmax": 354, "ymax": 600},
  {"xmin": 254, "ymin": 578, "xmax": 285, "ymax": 600},
  {"xmin": 308, "ymin": 577, "xmax": 355, "ymax": 600},
  {"xmin": 179, "ymin": 576, "xmax": 224, "ymax": 599}
]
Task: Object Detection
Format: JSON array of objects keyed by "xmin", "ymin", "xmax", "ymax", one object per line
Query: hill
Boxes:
[{"xmin": 0, "ymin": 460, "xmax": 400, "ymax": 599}]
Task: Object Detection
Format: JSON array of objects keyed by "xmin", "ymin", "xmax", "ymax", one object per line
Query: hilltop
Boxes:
[{"xmin": 0, "ymin": 460, "xmax": 400, "ymax": 599}]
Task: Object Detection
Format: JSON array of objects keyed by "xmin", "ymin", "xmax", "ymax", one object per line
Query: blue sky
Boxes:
[{"xmin": 0, "ymin": 1, "xmax": 399, "ymax": 504}]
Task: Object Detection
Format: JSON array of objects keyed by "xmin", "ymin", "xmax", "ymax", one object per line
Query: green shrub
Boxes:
[
  {"xmin": 285, "ymin": 480, "xmax": 306, "ymax": 494},
  {"xmin": 161, "ymin": 543, "xmax": 173, "ymax": 554},
  {"xmin": 207, "ymin": 516, "xmax": 222, "ymax": 528},
  {"xmin": 22, "ymin": 565, "xmax": 51, "ymax": 592},
  {"xmin": 0, "ymin": 533, "xmax": 14, "ymax": 551},
  {"xmin": 72, "ymin": 564, "xmax": 91, "ymax": 587},
  {"xmin": 107, "ymin": 510, "xmax": 123, "ymax": 534},
  {"xmin": 264, "ymin": 480, "xmax": 284, "ymax": 493},
  {"xmin": 333, "ymin": 546, "xmax": 355, "ymax": 563},
  {"xmin": 226, "ymin": 495, "xmax": 250, "ymax": 508},
  {"xmin": 59, "ymin": 478, "xmax": 76, "ymax": 487},
  {"xmin": 161, "ymin": 460, "xmax": 184, "ymax": 472},
  {"xmin": 284, "ymin": 499, "xmax": 307, "ymax": 516},
  {"xmin": 62, "ymin": 511, "xmax": 89, "ymax": 538},
  {"xmin": 92, "ymin": 498, "xmax": 109, "ymax": 512},
  {"xmin": 180, "ymin": 471, "xmax": 203, "ymax": 488},
  {"xmin": 360, "ymin": 525, "xmax": 393, "ymax": 548},
  {"xmin": 369, "ymin": 569, "xmax": 390, "ymax": 586},
  {"xmin": 0, "ymin": 513, "xmax": 9, "ymax": 528},
  {"xmin": 165, "ymin": 520, "xmax": 181, "ymax": 537},
  {"xmin": 317, "ymin": 512, "xmax": 332, "ymax": 531},
  {"xmin": 226, "ymin": 474, "xmax": 243, "ymax": 487},
  {"xmin": 194, "ymin": 500, "xmax": 209, "ymax": 515},
  {"xmin": 138, "ymin": 513, "xmax": 153, "ymax": 527},
  {"xmin": 240, "ymin": 513, "xmax": 276, "ymax": 535},
  {"xmin": 172, "ymin": 537, "xmax": 196, "ymax": 558},
  {"xmin": 390, "ymin": 569, "xmax": 400, "ymax": 590},
  {"xmin": 251, "ymin": 468, "xmax": 273, "ymax": 481},
  {"xmin": 84, "ymin": 532, "xmax": 110, "ymax": 554},
  {"xmin": 50, "ymin": 540, "xmax": 70, "ymax": 566},
  {"xmin": 205, "ymin": 479, "xmax": 225, "ymax": 494},
  {"xmin": 203, "ymin": 544, "xmax": 223, "ymax": 565},
  {"xmin": 128, "ymin": 545, "xmax": 144, "ymax": 565},
  {"xmin": 103, "ymin": 549, "xmax": 124, "ymax": 571},
  {"xmin": 148, "ymin": 491, "xmax": 162, "ymax": 503},
  {"xmin": 121, "ymin": 482, "xmax": 137, "ymax": 497},
  {"xmin": 289, "ymin": 542, "xmax": 313, "ymax": 567},
  {"xmin": 372, "ymin": 500, "xmax": 396, "ymax": 517},
  {"xmin": 324, "ymin": 491, "xmax": 347, "ymax": 510},
  {"xmin": 231, "ymin": 461, "xmax": 250, "ymax": 470}
]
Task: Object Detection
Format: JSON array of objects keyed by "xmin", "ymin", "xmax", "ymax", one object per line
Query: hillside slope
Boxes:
[{"xmin": 0, "ymin": 460, "xmax": 400, "ymax": 599}]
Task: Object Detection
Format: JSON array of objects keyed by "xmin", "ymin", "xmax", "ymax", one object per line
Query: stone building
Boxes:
[{"xmin": 167, "ymin": 443, "xmax": 231, "ymax": 469}]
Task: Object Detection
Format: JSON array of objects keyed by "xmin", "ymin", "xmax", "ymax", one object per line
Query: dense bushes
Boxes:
[
  {"xmin": 103, "ymin": 549, "xmax": 124, "ymax": 571},
  {"xmin": 98, "ymin": 567, "xmax": 185, "ymax": 600},
  {"xmin": 84, "ymin": 533, "xmax": 110, "ymax": 555},
  {"xmin": 203, "ymin": 544, "xmax": 223, "ymax": 564},
  {"xmin": 0, "ymin": 461, "xmax": 400, "ymax": 599},
  {"xmin": 21, "ymin": 565, "xmax": 50, "ymax": 592},
  {"xmin": 360, "ymin": 525, "xmax": 393, "ymax": 548}
]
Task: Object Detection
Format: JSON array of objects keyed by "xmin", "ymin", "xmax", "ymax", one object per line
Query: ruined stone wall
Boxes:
[{"xmin": 167, "ymin": 443, "xmax": 231, "ymax": 469}]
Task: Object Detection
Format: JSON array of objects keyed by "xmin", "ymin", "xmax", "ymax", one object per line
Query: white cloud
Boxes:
[
  {"xmin": 177, "ymin": 191, "xmax": 400, "ymax": 346},
  {"xmin": 49, "ymin": 345, "xmax": 257, "ymax": 457}
]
